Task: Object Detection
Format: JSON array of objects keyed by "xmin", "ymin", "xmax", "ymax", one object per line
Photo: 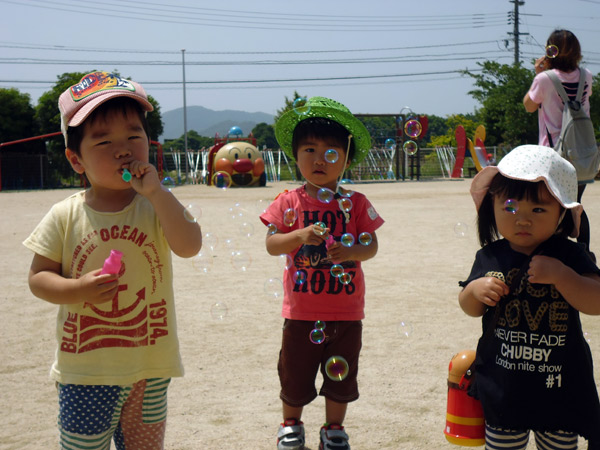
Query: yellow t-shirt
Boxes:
[{"xmin": 23, "ymin": 191, "xmax": 183, "ymax": 385}]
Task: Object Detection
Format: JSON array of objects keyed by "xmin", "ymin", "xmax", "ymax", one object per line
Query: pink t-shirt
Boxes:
[
  {"xmin": 260, "ymin": 186, "xmax": 384, "ymax": 321},
  {"xmin": 527, "ymin": 68, "xmax": 593, "ymax": 146}
]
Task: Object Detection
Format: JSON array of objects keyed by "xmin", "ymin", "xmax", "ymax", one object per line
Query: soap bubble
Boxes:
[
  {"xmin": 267, "ymin": 223, "xmax": 278, "ymax": 235},
  {"xmin": 277, "ymin": 254, "xmax": 293, "ymax": 270},
  {"xmin": 337, "ymin": 185, "xmax": 355, "ymax": 198},
  {"xmin": 341, "ymin": 233, "xmax": 355, "ymax": 247},
  {"xmin": 339, "ymin": 272, "xmax": 352, "ymax": 285},
  {"xmin": 358, "ymin": 232, "xmax": 372, "ymax": 246},
  {"xmin": 231, "ymin": 250, "xmax": 252, "ymax": 271},
  {"xmin": 397, "ymin": 321, "xmax": 413, "ymax": 338},
  {"xmin": 546, "ymin": 44, "xmax": 559, "ymax": 58},
  {"xmin": 210, "ymin": 302, "xmax": 228, "ymax": 320},
  {"xmin": 293, "ymin": 271, "xmax": 307, "ymax": 285},
  {"xmin": 264, "ymin": 278, "xmax": 284, "ymax": 300},
  {"xmin": 212, "ymin": 171, "xmax": 232, "ymax": 189},
  {"xmin": 330, "ymin": 264, "xmax": 344, "ymax": 278},
  {"xmin": 584, "ymin": 331, "xmax": 591, "ymax": 344},
  {"xmin": 192, "ymin": 251, "xmax": 213, "ymax": 274},
  {"xmin": 404, "ymin": 119, "xmax": 422, "ymax": 138},
  {"xmin": 203, "ymin": 232, "xmax": 218, "ymax": 251},
  {"xmin": 339, "ymin": 178, "xmax": 354, "ymax": 186},
  {"xmin": 222, "ymin": 238, "xmax": 236, "ymax": 254},
  {"xmin": 309, "ymin": 328, "xmax": 326, "ymax": 344},
  {"xmin": 239, "ymin": 221, "xmax": 254, "ymax": 238},
  {"xmin": 325, "ymin": 356, "xmax": 349, "ymax": 381},
  {"xmin": 324, "ymin": 149, "xmax": 339, "ymax": 163},
  {"xmin": 400, "ymin": 106, "xmax": 413, "ymax": 116},
  {"xmin": 228, "ymin": 203, "xmax": 245, "ymax": 220},
  {"xmin": 338, "ymin": 197, "xmax": 352, "ymax": 213},
  {"xmin": 283, "ymin": 208, "xmax": 297, "ymax": 227},
  {"xmin": 293, "ymin": 97, "xmax": 311, "ymax": 115},
  {"xmin": 504, "ymin": 199, "xmax": 518, "ymax": 214},
  {"xmin": 313, "ymin": 221, "xmax": 327, "ymax": 236},
  {"xmin": 384, "ymin": 138, "xmax": 396, "ymax": 149},
  {"xmin": 454, "ymin": 222, "xmax": 468, "ymax": 238},
  {"xmin": 403, "ymin": 140, "xmax": 418, "ymax": 156},
  {"xmin": 255, "ymin": 198, "xmax": 268, "ymax": 215},
  {"xmin": 183, "ymin": 203, "xmax": 202, "ymax": 223},
  {"xmin": 314, "ymin": 320, "xmax": 326, "ymax": 330},
  {"xmin": 161, "ymin": 176, "xmax": 176, "ymax": 188},
  {"xmin": 317, "ymin": 188, "xmax": 335, "ymax": 204}
]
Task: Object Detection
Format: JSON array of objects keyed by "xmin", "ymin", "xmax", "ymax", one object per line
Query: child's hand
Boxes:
[
  {"xmin": 527, "ymin": 255, "xmax": 565, "ymax": 285},
  {"xmin": 125, "ymin": 160, "xmax": 161, "ymax": 196},
  {"xmin": 76, "ymin": 269, "xmax": 119, "ymax": 305},
  {"xmin": 297, "ymin": 224, "xmax": 330, "ymax": 246},
  {"xmin": 327, "ymin": 241, "xmax": 353, "ymax": 264},
  {"xmin": 534, "ymin": 56, "xmax": 547, "ymax": 74},
  {"xmin": 470, "ymin": 276, "xmax": 509, "ymax": 307}
]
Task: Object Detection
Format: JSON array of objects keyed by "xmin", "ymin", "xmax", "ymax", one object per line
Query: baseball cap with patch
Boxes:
[{"xmin": 59, "ymin": 71, "xmax": 153, "ymax": 145}]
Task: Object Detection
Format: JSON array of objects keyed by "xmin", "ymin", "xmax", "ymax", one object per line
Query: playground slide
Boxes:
[
  {"xmin": 451, "ymin": 126, "xmax": 466, "ymax": 178},
  {"xmin": 474, "ymin": 138, "xmax": 490, "ymax": 170},
  {"xmin": 469, "ymin": 137, "xmax": 482, "ymax": 172}
]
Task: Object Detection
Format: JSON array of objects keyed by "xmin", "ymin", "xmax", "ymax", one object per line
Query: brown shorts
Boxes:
[{"xmin": 278, "ymin": 319, "xmax": 362, "ymax": 407}]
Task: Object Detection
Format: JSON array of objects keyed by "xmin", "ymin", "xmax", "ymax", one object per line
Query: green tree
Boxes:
[
  {"xmin": 359, "ymin": 116, "xmax": 396, "ymax": 148},
  {"xmin": 0, "ymin": 88, "xmax": 42, "ymax": 150},
  {"xmin": 429, "ymin": 114, "xmax": 479, "ymax": 147},
  {"xmin": 164, "ymin": 130, "xmax": 213, "ymax": 151},
  {"xmin": 463, "ymin": 61, "xmax": 537, "ymax": 146},
  {"xmin": 419, "ymin": 114, "xmax": 447, "ymax": 147},
  {"xmin": 252, "ymin": 122, "xmax": 277, "ymax": 149},
  {"xmin": 146, "ymin": 96, "xmax": 163, "ymax": 142},
  {"xmin": 590, "ymin": 73, "xmax": 600, "ymax": 142},
  {"xmin": 274, "ymin": 91, "xmax": 308, "ymax": 122}
]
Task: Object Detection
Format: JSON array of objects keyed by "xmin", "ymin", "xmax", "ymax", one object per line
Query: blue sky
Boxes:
[{"xmin": 1, "ymin": 0, "xmax": 599, "ymax": 122}]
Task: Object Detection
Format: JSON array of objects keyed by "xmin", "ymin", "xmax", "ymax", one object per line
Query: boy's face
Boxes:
[
  {"xmin": 296, "ymin": 136, "xmax": 350, "ymax": 192},
  {"xmin": 66, "ymin": 107, "xmax": 150, "ymax": 190}
]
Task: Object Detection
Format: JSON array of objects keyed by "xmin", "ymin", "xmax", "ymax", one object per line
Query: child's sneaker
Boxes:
[
  {"xmin": 277, "ymin": 419, "xmax": 305, "ymax": 449},
  {"xmin": 319, "ymin": 423, "xmax": 350, "ymax": 450}
]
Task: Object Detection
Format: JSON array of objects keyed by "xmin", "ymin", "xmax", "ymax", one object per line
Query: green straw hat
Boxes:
[{"xmin": 275, "ymin": 96, "xmax": 371, "ymax": 169}]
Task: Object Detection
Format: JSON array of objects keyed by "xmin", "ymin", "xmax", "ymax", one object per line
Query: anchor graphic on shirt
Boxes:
[
  {"xmin": 83, "ymin": 285, "xmax": 146, "ymax": 318},
  {"xmin": 77, "ymin": 286, "xmax": 149, "ymax": 352}
]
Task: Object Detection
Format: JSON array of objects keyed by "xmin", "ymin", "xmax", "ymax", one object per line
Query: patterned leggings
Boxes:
[
  {"xmin": 485, "ymin": 424, "xmax": 578, "ymax": 450},
  {"xmin": 57, "ymin": 378, "xmax": 171, "ymax": 450}
]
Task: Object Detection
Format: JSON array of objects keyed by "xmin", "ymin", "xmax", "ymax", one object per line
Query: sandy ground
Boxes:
[{"xmin": 2, "ymin": 179, "xmax": 600, "ymax": 450}]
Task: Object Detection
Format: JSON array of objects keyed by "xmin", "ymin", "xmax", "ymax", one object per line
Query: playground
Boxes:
[{"xmin": 2, "ymin": 179, "xmax": 599, "ymax": 449}]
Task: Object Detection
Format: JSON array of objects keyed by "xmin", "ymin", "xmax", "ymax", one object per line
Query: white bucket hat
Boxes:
[{"xmin": 470, "ymin": 145, "xmax": 582, "ymax": 237}]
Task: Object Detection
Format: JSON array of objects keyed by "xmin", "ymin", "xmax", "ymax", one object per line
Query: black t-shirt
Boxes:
[{"xmin": 460, "ymin": 236, "xmax": 600, "ymax": 443}]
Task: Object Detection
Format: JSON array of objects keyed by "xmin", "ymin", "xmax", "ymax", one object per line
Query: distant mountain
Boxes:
[{"xmin": 160, "ymin": 106, "xmax": 274, "ymax": 140}]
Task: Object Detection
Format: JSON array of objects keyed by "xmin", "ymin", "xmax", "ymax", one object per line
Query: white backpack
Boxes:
[{"xmin": 546, "ymin": 69, "xmax": 600, "ymax": 183}]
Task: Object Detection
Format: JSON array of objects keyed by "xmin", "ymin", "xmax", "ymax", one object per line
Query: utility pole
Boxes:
[
  {"xmin": 181, "ymin": 49, "xmax": 189, "ymax": 182},
  {"xmin": 508, "ymin": 0, "xmax": 528, "ymax": 65}
]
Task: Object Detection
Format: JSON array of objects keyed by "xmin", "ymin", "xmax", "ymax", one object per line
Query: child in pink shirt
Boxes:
[{"xmin": 261, "ymin": 97, "xmax": 384, "ymax": 450}]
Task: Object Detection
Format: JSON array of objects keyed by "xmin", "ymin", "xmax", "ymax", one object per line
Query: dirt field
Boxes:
[{"xmin": 2, "ymin": 179, "xmax": 599, "ymax": 449}]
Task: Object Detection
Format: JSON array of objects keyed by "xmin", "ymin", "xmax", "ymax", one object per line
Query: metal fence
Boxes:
[{"xmin": 0, "ymin": 146, "xmax": 501, "ymax": 190}]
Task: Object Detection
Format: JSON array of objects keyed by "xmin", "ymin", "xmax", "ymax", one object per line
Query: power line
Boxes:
[
  {"xmin": 0, "ymin": 39, "xmax": 502, "ymax": 55},
  {"xmin": 0, "ymin": 53, "xmax": 511, "ymax": 66},
  {"xmin": 0, "ymin": 0, "xmax": 508, "ymax": 32},
  {"xmin": 0, "ymin": 68, "xmax": 483, "ymax": 86}
]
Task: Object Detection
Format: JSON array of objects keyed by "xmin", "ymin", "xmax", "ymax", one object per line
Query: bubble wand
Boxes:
[{"xmin": 122, "ymin": 168, "xmax": 132, "ymax": 182}]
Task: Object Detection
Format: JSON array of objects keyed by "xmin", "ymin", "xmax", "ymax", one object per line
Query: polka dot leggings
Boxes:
[{"xmin": 57, "ymin": 378, "xmax": 170, "ymax": 450}]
